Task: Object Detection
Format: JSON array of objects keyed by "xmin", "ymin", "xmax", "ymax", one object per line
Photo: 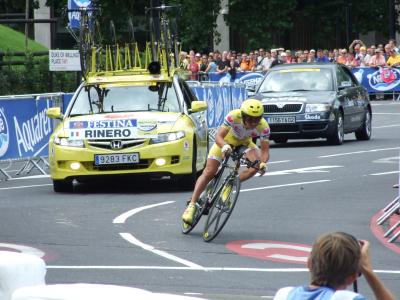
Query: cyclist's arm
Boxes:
[
  {"xmin": 259, "ymin": 139, "xmax": 270, "ymax": 163},
  {"xmin": 215, "ymin": 126, "xmax": 230, "ymax": 148}
]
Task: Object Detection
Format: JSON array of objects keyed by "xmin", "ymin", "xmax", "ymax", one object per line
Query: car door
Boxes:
[
  {"xmin": 177, "ymin": 78, "xmax": 208, "ymax": 159},
  {"xmin": 342, "ymin": 66, "xmax": 368, "ymax": 129},
  {"xmin": 336, "ymin": 66, "xmax": 359, "ymax": 131}
]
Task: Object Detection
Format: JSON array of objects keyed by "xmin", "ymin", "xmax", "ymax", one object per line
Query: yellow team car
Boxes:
[{"xmin": 46, "ymin": 71, "xmax": 208, "ymax": 192}]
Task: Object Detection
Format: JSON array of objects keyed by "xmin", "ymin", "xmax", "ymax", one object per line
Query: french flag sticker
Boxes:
[{"xmin": 71, "ymin": 131, "xmax": 80, "ymax": 137}]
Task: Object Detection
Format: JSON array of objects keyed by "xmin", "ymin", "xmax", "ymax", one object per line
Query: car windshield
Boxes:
[
  {"xmin": 69, "ymin": 82, "xmax": 180, "ymax": 116},
  {"xmin": 258, "ymin": 68, "xmax": 334, "ymax": 93}
]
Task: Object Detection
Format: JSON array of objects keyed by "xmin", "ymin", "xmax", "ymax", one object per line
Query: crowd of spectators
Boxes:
[{"xmin": 178, "ymin": 38, "xmax": 400, "ymax": 79}]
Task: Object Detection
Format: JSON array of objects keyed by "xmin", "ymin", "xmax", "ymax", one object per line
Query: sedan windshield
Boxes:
[
  {"xmin": 259, "ymin": 69, "xmax": 334, "ymax": 93},
  {"xmin": 69, "ymin": 82, "xmax": 180, "ymax": 116}
]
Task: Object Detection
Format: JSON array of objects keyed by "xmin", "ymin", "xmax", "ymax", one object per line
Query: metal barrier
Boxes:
[
  {"xmin": 0, "ymin": 92, "xmax": 64, "ymax": 181},
  {"xmin": 376, "ymin": 152, "xmax": 400, "ymax": 243}
]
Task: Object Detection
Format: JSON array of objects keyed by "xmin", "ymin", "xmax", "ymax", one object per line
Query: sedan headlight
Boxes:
[
  {"xmin": 305, "ymin": 103, "xmax": 331, "ymax": 113},
  {"xmin": 150, "ymin": 131, "xmax": 186, "ymax": 144},
  {"xmin": 53, "ymin": 136, "xmax": 84, "ymax": 148}
]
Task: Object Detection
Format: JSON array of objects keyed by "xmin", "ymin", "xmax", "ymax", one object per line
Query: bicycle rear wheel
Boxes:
[
  {"xmin": 181, "ymin": 178, "xmax": 215, "ymax": 234},
  {"xmin": 203, "ymin": 175, "xmax": 240, "ymax": 242}
]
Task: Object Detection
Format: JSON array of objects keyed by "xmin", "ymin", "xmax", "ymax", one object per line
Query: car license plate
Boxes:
[
  {"xmin": 94, "ymin": 153, "xmax": 139, "ymax": 165},
  {"xmin": 266, "ymin": 116, "xmax": 296, "ymax": 124}
]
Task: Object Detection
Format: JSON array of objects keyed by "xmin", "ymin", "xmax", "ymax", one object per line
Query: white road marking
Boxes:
[
  {"xmin": 10, "ymin": 175, "xmax": 50, "ymax": 180},
  {"xmin": 373, "ymin": 156, "xmax": 400, "ymax": 164},
  {"xmin": 119, "ymin": 232, "xmax": 204, "ymax": 270},
  {"xmin": 319, "ymin": 147, "xmax": 400, "ymax": 158},
  {"xmin": 44, "ymin": 265, "xmax": 400, "ymax": 274},
  {"xmin": 0, "ymin": 184, "xmax": 52, "ymax": 191},
  {"xmin": 373, "ymin": 113, "xmax": 400, "ymax": 115},
  {"xmin": 240, "ymin": 180, "xmax": 331, "ymax": 193},
  {"xmin": 268, "ymin": 254, "xmax": 307, "ymax": 263},
  {"xmin": 242, "ymin": 243, "xmax": 311, "ymax": 252},
  {"xmin": 268, "ymin": 160, "xmax": 290, "ymax": 164},
  {"xmin": 113, "ymin": 201, "xmax": 175, "ymax": 224},
  {"xmin": 370, "ymin": 171, "xmax": 400, "ymax": 176},
  {"xmin": 374, "ymin": 124, "xmax": 400, "ymax": 129},
  {"xmin": 260, "ymin": 165, "xmax": 342, "ymax": 176}
]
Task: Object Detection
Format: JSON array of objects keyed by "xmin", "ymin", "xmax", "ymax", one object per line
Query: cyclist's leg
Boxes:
[
  {"xmin": 238, "ymin": 141, "xmax": 261, "ymax": 182},
  {"xmin": 182, "ymin": 144, "xmax": 221, "ymax": 224},
  {"xmin": 190, "ymin": 143, "xmax": 222, "ymax": 205}
]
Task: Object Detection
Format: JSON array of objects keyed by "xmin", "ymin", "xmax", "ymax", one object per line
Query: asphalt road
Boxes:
[{"xmin": 1, "ymin": 100, "xmax": 400, "ymax": 300}]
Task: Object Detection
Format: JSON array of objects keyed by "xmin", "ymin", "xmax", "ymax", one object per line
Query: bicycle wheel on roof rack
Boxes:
[
  {"xmin": 90, "ymin": 20, "xmax": 103, "ymax": 72},
  {"xmin": 79, "ymin": 22, "xmax": 93, "ymax": 79},
  {"xmin": 128, "ymin": 17, "xmax": 136, "ymax": 43}
]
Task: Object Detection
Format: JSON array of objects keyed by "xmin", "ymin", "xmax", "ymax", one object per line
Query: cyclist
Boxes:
[{"xmin": 182, "ymin": 99, "xmax": 270, "ymax": 224}]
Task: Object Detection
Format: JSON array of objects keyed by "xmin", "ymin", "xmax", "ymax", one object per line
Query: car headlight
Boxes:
[
  {"xmin": 150, "ymin": 131, "xmax": 186, "ymax": 144},
  {"xmin": 305, "ymin": 104, "xmax": 331, "ymax": 113},
  {"xmin": 53, "ymin": 136, "xmax": 84, "ymax": 148}
]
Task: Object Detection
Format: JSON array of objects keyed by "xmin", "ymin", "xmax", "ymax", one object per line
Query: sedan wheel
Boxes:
[
  {"xmin": 355, "ymin": 110, "xmax": 372, "ymax": 140},
  {"xmin": 327, "ymin": 111, "xmax": 344, "ymax": 145},
  {"xmin": 53, "ymin": 179, "xmax": 73, "ymax": 193}
]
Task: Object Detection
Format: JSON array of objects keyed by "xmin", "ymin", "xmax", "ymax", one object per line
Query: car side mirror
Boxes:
[
  {"xmin": 46, "ymin": 107, "xmax": 63, "ymax": 119},
  {"xmin": 189, "ymin": 101, "xmax": 207, "ymax": 113}
]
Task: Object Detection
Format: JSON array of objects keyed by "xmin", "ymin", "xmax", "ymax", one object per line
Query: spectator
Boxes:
[
  {"xmin": 254, "ymin": 48, "xmax": 266, "ymax": 71},
  {"xmin": 205, "ymin": 56, "xmax": 217, "ymax": 73},
  {"xmin": 315, "ymin": 49, "xmax": 329, "ymax": 63},
  {"xmin": 239, "ymin": 53, "xmax": 252, "ymax": 71},
  {"xmin": 261, "ymin": 50, "xmax": 274, "ymax": 71},
  {"xmin": 179, "ymin": 51, "xmax": 189, "ymax": 70},
  {"xmin": 216, "ymin": 50, "xmax": 229, "ymax": 74},
  {"xmin": 358, "ymin": 46, "xmax": 368, "ymax": 67},
  {"xmin": 248, "ymin": 51, "xmax": 257, "ymax": 71},
  {"xmin": 369, "ymin": 48, "xmax": 387, "ymax": 68},
  {"xmin": 307, "ymin": 49, "xmax": 316, "ymax": 63},
  {"xmin": 195, "ymin": 53, "xmax": 202, "ymax": 67},
  {"xmin": 349, "ymin": 39, "xmax": 366, "ymax": 60},
  {"xmin": 199, "ymin": 55, "xmax": 208, "ymax": 72},
  {"xmin": 386, "ymin": 49, "xmax": 400, "ymax": 67},
  {"xmin": 273, "ymin": 232, "xmax": 395, "ymax": 300},
  {"xmin": 384, "ymin": 44, "xmax": 392, "ymax": 61},
  {"xmin": 188, "ymin": 55, "xmax": 199, "ymax": 80},
  {"xmin": 270, "ymin": 49, "xmax": 284, "ymax": 68},
  {"xmin": 227, "ymin": 56, "xmax": 239, "ymax": 80},
  {"xmin": 336, "ymin": 49, "xmax": 347, "ymax": 64},
  {"xmin": 328, "ymin": 51, "xmax": 335, "ymax": 62},
  {"xmin": 388, "ymin": 39, "xmax": 399, "ymax": 54},
  {"xmin": 284, "ymin": 50, "xmax": 295, "ymax": 63}
]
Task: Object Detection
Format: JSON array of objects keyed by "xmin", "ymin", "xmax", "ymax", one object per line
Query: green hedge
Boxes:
[{"xmin": 0, "ymin": 53, "xmax": 79, "ymax": 96}]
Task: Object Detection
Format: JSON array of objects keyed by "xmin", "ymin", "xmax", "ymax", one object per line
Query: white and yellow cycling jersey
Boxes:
[{"xmin": 208, "ymin": 109, "xmax": 270, "ymax": 162}]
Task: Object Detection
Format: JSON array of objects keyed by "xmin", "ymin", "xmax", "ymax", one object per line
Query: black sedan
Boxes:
[{"xmin": 253, "ymin": 63, "xmax": 372, "ymax": 145}]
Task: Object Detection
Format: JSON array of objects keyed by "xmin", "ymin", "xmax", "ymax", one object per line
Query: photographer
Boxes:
[{"xmin": 273, "ymin": 232, "xmax": 395, "ymax": 300}]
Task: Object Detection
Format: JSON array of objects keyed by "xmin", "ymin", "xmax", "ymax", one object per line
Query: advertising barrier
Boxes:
[
  {"xmin": 0, "ymin": 93, "xmax": 63, "ymax": 179},
  {"xmin": 206, "ymin": 68, "xmax": 400, "ymax": 98},
  {"xmin": 188, "ymin": 82, "xmax": 247, "ymax": 129}
]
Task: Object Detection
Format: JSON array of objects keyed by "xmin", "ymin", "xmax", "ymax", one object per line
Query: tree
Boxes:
[
  {"xmin": 225, "ymin": 0, "xmax": 297, "ymax": 50},
  {"xmin": 169, "ymin": 0, "xmax": 220, "ymax": 53}
]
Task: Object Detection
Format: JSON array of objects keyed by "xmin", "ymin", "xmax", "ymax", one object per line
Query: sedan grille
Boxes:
[
  {"xmin": 264, "ymin": 103, "xmax": 303, "ymax": 114},
  {"xmin": 87, "ymin": 139, "xmax": 146, "ymax": 150}
]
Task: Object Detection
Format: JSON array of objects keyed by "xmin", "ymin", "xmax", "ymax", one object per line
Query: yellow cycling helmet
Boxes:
[{"xmin": 240, "ymin": 99, "xmax": 264, "ymax": 117}]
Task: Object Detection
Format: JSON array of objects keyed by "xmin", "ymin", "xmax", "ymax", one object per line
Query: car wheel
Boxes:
[
  {"xmin": 53, "ymin": 179, "xmax": 73, "ymax": 193},
  {"xmin": 273, "ymin": 137, "xmax": 288, "ymax": 144},
  {"xmin": 327, "ymin": 111, "xmax": 344, "ymax": 145},
  {"xmin": 355, "ymin": 109, "xmax": 372, "ymax": 140},
  {"xmin": 181, "ymin": 137, "xmax": 197, "ymax": 190}
]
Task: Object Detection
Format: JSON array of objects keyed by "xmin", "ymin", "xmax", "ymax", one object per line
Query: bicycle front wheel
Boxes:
[{"xmin": 203, "ymin": 176, "xmax": 240, "ymax": 242}]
